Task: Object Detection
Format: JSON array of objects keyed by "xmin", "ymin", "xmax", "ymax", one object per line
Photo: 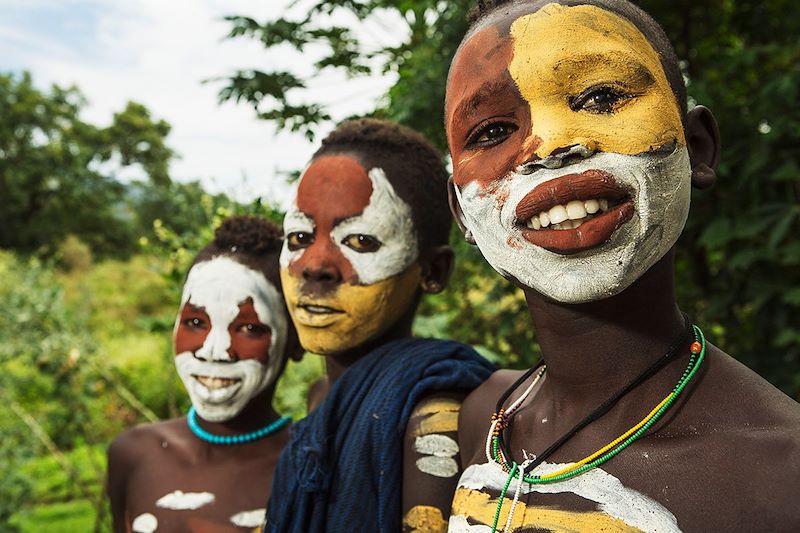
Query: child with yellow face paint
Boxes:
[
  {"xmin": 265, "ymin": 118, "xmax": 494, "ymax": 533},
  {"xmin": 445, "ymin": 1, "xmax": 800, "ymax": 532}
]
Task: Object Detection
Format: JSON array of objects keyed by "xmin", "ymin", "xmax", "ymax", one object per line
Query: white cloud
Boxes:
[{"xmin": 0, "ymin": 0, "xmax": 403, "ymax": 206}]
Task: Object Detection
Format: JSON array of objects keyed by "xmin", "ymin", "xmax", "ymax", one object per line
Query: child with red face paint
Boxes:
[
  {"xmin": 107, "ymin": 216, "xmax": 300, "ymax": 533},
  {"xmin": 265, "ymin": 118, "xmax": 494, "ymax": 533},
  {"xmin": 445, "ymin": 1, "xmax": 800, "ymax": 532}
]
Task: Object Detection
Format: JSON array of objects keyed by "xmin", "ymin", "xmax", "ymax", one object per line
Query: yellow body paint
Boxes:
[
  {"xmin": 403, "ymin": 505, "xmax": 448, "ymax": 533},
  {"xmin": 452, "ymin": 488, "xmax": 643, "ymax": 532},
  {"xmin": 508, "ymin": 4, "xmax": 685, "ymax": 158},
  {"xmin": 281, "ymin": 264, "xmax": 421, "ymax": 355},
  {"xmin": 415, "ymin": 398, "xmax": 461, "ymax": 416},
  {"xmin": 411, "ymin": 398, "xmax": 461, "ymax": 437}
]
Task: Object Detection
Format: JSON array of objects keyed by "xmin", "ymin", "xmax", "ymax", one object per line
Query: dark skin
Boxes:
[
  {"xmin": 108, "ymin": 285, "xmax": 300, "ymax": 532},
  {"xmin": 447, "ymin": 1, "xmax": 800, "ymax": 531},
  {"xmin": 285, "ymin": 150, "xmax": 462, "ymax": 531}
]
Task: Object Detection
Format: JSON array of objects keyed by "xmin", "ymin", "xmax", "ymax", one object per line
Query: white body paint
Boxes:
[
  {"xmin": 230, "ymin": 508, "xmax": 267, "ymax": 527},
  {"xmin": 450, "ymin": 461, "xmax": 681, "ymax": 532},
  {"xmin": 281, "ymin": 167, "xmax": 418, "ymax": 285},
  {"xmin": 131, "ymin": 513, "xmax": 158, "ymax": 533},
  {"xmin": 415, "ymin": 434, "xmax": 460, "ymax": 478},
  {"xmin": 454, "ymin": 147, "xmax": 691, "ymax": 303},
  {"xmin": 155, "ymin": 490, "xmax": 215, "ymax": 510},
  {"xmin": 174, "ymin": 256, "xmax": 288, "ymax": 422}
]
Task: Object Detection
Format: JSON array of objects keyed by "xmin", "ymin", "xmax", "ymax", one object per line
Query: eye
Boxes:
[
  {"xmin": 183, "ymin": 317, "xmax": 207, "ymax": 330},
  {"xmin": 466, "ymin": 121, "xmax": 518, "ymax": 149},
  {"xmin": 342, "ymin": 234, "xmax": 382, "ymax": 253},
  {"xmin": 237, "ymin": 323, "xmax": 269, "ymax": 337},
  {"xmin": 570, "ymin": 85, "xmax": 633, "ymax": 114},
  {"xmin": 287, "ymin": 231, "xmax": 314, "ymax": 251}
]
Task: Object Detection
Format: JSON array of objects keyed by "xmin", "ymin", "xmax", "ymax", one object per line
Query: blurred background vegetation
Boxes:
[{"xmin": 1, "ymin": 0, "xmax": 798, "ymax": 531}]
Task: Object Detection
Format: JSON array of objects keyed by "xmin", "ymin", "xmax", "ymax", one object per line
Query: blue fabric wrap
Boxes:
[{"xmin": 265, "ymin": 337, "xmax": 494, "ymax": 533}]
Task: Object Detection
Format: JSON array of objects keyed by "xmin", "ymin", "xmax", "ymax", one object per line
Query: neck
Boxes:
[
  {"xmin": 325, "ymin": 305, "xmax": 416, "ymax": 386},
  {"xmin": 525, "ymin": 250, "xmax": 687, "ymax": 406},
  {"xmin": 193, "ymin": 386, "xmax": 281, "ymax": 436}
]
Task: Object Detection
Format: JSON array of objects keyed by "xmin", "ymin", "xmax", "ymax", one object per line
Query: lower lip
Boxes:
[
  {"xmin": 294, "ymin": 306, "xmax": 345, "ymax": 327},
  {"xmin": 519, "ymin": 202, "xmax": 634, "ymax": 255}
]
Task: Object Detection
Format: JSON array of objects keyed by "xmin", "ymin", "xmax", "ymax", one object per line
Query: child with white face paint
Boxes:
[
  {"xmin": 107, "ymin": 216, "xmax": 300, "ymax": 533},
  {"xmin": 445, "ymin": 1, "xmax": 800, "ymax": 532},
  {"xmin": 266, "ymin": 118, "xmax": 494, "ymax": 533}
]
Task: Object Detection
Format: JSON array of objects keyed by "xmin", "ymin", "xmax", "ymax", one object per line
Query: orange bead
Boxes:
[{"xmin": 690, "ymin": 341, "xmax": 702, "ymax": 354}]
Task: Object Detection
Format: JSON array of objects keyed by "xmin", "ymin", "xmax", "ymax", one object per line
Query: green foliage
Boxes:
[{"xmin": 0, "ymin": 72, "xmax": 174, "ymax": 257}]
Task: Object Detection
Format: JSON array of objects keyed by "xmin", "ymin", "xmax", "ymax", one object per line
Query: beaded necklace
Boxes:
[
  {"xmin": 187, "ymin": 406, "xmax": 291, "ymax": 445},
  {"xmin": 485, "ymin": 322, "xmax": 706, "ymax": 533}
]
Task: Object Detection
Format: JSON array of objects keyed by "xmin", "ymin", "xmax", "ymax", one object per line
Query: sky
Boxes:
[{"xmin": 0, "ymin": 0, "xmax": 403, "ymax": 207}]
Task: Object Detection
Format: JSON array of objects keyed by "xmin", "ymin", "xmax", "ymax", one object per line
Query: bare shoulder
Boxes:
[
  {"xmin": 459, "ymin": 369, "xmax": 529, "ymax": 463},
  {"xmin": 107, "ymin": 419, "xmax": 187, "ymax": 467}
]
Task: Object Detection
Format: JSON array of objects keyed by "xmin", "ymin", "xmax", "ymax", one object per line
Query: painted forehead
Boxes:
[
  {"xmin": 296, "ymin": 154, "xmax": 373, "ymax": 220},
  {"xmin": 448, "ymin": 2, "xmax": 672, "ymax": 116}
]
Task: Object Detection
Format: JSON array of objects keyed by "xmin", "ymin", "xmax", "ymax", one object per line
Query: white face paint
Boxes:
[
  {"xmin": 451, "ymin": 461, "xmax": 681, "ymax": 532},
  {"xmin": 415, "ymin": 434, "xmax": 460, "ymax": 478},
  {"xmin": 155, "ymin": 490, "xmax": 215, "ymax": 510},
  {"xmin": 280, "ymin": 167, "xmax": 418, "ymax": 285},
  {"xmin": 174, "ymin": 256, "xmax": 288, "ymax": 422},
  {"xmin": 455, "ymin": 147, "xmax": 691, "ymax": 303}
]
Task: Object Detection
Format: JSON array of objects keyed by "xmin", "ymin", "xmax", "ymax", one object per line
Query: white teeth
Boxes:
[
  {"xmin": 539, "ymin": 212, "xmax": 550, "ymax": 227},
  {"xmin": 527, "ymin": 217, "xmax": 541, "ymax": 230},
  {"xmin": 566, "ymin": 200, "xmax": 587, "ymax": 220},
  {"xmin": 524, "ymin": 198, "xmax": 613, "ymax": 231},
  {"xmin": 195, "ymin": 376, "xmax": 239, "ymax": 390},
  {"xmin": 548, "ymin": 205, "xmax": 568, "ymax": 225}
]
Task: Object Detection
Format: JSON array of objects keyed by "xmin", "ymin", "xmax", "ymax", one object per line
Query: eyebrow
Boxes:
[
  {"xmin": 452, "ymin": 80, "xmax": 512, "ymax": 123},
  {"xmin": 554, "ymin": 53, "xmax": 656, "ymax": 88}
]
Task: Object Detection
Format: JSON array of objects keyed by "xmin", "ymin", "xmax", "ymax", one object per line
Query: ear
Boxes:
[
  {"xmin": 686, "ymin": 105, "xmax": 721, "ymax": 190},
  {"xmin": 447, "ymin": 176, "xmax": 476, "ymax": 244},
  {"xmin": 419, "ymin": 245, "xmax": 455, "ymax": 294}
]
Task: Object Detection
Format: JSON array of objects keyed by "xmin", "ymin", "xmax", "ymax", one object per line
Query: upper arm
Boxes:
[
  {"xmin": 106, "ymin": 432, "xmax": 139, "ymax": 533},
  {"xmin": 402, "ymin": 391, "xmax": 466, "ymax": 533}
]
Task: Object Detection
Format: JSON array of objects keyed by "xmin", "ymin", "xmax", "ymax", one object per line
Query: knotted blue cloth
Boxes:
[{"xmin": 265, "ymin": 337, "xmax": 494, "ymax": 533}]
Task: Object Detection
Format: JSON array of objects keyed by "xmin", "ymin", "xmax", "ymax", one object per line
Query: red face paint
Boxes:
[
  {"xmin": 288, "ymin": 154, "xmax": 373, "ymax": 287},
  {"xmin": 174, "ymin": 298, "xmax": 272, "ymax": 364},
  {"xmin": 446, "ymin": 24, "xmax": 536, "ymax": 192}
]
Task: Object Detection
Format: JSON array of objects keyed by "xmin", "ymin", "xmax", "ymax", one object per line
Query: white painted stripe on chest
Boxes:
[
  {"xmin": 155, "ymin": 490, "xmax": 215, "ymax": 510},
  {"xmin": 131, "ymin": 513, "xmax": 158, "ymax": 533},
  {"xmin": 456, "ymin": 462, "xmax": 681, "ymax": 533},
  {"xmin": 230, "ymin": 508, "xmax": 266, "ymax": 527}
]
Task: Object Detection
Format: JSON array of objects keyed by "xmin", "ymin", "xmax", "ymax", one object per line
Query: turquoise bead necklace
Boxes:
[{"xmin": 187, "ymin": 406, "xmax": 291, "ymax": 445}]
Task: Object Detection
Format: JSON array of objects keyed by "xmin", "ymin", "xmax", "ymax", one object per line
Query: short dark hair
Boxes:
[
  {"xmin": 193, "ymin": 215, "xmax": 283, "ymax": 290},
  {"xmin": 313, "ymin": 118, "xmax": 451, "ymax": 251},
  {"xmin": 465, "ymin": 0, "xmax": 687, "ymax": 118}
]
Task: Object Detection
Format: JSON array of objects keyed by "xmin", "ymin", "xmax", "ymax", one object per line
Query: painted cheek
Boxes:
[
  {"xmin": 228, "ymin": 328, "xmax": 272, "ymax": 364},
  {"xmin": 174, "ymin": 305, "xmax": 210, "ymax": 356},
  {"xmin": 447, "ymin": 25, "xmax": 533, "ymax": 192}
]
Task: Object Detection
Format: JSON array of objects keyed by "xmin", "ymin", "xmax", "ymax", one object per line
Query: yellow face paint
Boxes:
[
  {"xmin": 403, "ymin": 505, "xmax": 447, "ymax": 533},
  {"xmin": 280, "ymin": 264, "xmax": 421, "ymax": 355},
  {"xmin": 508, "ymin": 3, "xmax": 685, "ymax": 158},
  {"xmin": 452, "ymin": 488, "xmax": 642, "ymax": 532}
]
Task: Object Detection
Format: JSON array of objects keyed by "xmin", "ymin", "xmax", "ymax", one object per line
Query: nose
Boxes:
[
  {"xmin": 517, "ymin": 144, "xmax": 596, "ymax": 175},
  {"xmin": 295, "ymin": 237, "xmax": 346, "ymax": 291},
  {"xmin": 194, "ymin": 327, "xmax": 235, "ymax": 362}
]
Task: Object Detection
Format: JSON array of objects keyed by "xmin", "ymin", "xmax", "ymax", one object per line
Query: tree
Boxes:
[
  {"xmin": 219, "ymin": 0, "xmax": 800, "ymax": 399},
  {"xmin": 0, "ymin": 72, "xmax": 175, "ymax": 256}
]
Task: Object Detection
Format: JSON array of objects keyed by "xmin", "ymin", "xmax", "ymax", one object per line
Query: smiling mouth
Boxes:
[
  {"xmin": 193, "ymin": 375, "xmax": 241, "ymax": 390},
  {"xmin": 298, "ymin": 303, "xmax": 344, "ymax": 315},
  {"xmin": 515, "ymin": 170, "xmax": 634, "ymax": 255}
]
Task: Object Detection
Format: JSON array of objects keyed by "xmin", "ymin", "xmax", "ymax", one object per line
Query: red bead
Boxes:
[{"xmin": 690, "ymin": 341, "xmax": 702, "ymax": 354}]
